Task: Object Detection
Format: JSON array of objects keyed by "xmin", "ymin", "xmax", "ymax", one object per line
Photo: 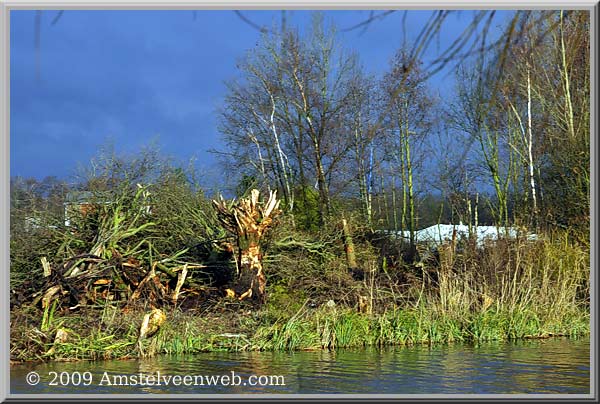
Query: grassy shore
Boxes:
[
  {"xmin": 10, "ymin": 302, "xmax": 589, "ymax": 363},
  {"xmin": 10, "ymin": 229, "xmax": 590, "ymax": 363}
]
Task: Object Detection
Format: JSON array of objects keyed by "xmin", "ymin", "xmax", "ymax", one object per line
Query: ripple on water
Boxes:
[{"xmin": 10, "ymin": 337, "xmax": 590, "ymax": 394}]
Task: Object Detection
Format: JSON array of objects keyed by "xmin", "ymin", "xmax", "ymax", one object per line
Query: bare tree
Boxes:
[
  {"xmin": 218, "ymin": 14, "xmax": 363, "ymax": 225},
  {"xmin": 379, "ymin": 50, "xmax": 436, "ymax": 251}
]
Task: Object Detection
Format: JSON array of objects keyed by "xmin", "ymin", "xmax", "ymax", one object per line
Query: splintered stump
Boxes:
[
  {"xmin": 213, "ymin": 189, "xmax": 281, "ymax": 304},
  {"xmin": 237, "ymin": 244, "xmax": 265, "ymax": 301}
]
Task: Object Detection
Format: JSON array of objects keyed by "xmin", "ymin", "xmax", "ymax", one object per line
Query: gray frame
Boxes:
[{"xmin": 1, "ymin": 1, "xmax": 597, "ymax": 401}]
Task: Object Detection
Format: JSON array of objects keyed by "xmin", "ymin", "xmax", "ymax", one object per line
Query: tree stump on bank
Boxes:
[{"xmin": 213, "ymin": 189, "xmax": 281, "ymax": 304}]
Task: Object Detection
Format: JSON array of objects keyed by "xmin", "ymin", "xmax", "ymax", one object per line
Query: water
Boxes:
[{"xmin": 11, "ymin": 337, "xmax": 590, "ymax": 394}]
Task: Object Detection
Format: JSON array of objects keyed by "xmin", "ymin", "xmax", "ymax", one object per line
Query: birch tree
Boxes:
[
  {"xmin": 219, "ymin": 14, "xmax": 362, "ymax": 225},
  {"xmin": 380, "ymin": 51, "xmax": 436, "ymax": 251}
]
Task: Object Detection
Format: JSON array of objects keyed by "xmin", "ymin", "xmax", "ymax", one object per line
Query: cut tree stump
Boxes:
[{"xmin": 213, "ymin": 189, "xmax": 281, "ymax": 304}]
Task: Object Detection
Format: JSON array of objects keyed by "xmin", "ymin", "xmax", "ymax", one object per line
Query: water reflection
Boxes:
[{"xmin": 11, "ymin": 337, "xmax": 590, "ymax": 394}]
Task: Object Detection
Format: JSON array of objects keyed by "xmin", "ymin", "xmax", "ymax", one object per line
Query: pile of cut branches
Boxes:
[{"xmin": 30, "ymin": 183, "xmax": 211, "ymax": 315}]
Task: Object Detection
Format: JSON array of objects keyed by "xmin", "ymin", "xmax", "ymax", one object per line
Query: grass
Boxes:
[
  {"xmin": 251, "ymin": 305, "xmax": 588, "ymax": 352},
  {"xmin": 10, "ymin": 303, "xmax": 589, "ymax": 363}
]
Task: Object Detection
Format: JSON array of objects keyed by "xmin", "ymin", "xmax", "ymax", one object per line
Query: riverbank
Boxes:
[
  {"xmin": 10, "ymin": 298, "xmax": 589, "ymax": 363},
  {"xmin": 11, "ymin": 226, "xmax": 590, "ymax": 363}
]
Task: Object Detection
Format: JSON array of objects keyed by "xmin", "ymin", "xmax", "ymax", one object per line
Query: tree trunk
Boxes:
[
  {"xmin": 313, "ymin": 138, "xmax": 331, "ymax": 222},
  {"xmin": 237, "ymin": 243, "xmax": 266, "ymax": 302},
  {"xmin": 342, "ymin": 218, "xmax": 357, "ymax": 270},
  {"xmin": 526, "ymin": 67, "xmax": 538, "ymax": 229},
  {"xmin": 213, "ymin": 189, "xmax": 281, "ymax": 304}
]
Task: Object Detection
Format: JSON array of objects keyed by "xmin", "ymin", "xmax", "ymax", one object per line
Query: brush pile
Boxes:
[{"xmin": 24, "ymin": 183, "xmax": 217, "ymax": 316}]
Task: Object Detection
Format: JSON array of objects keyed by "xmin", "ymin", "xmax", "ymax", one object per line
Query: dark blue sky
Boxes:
[{"xmin": 10, "ymin": 9, "xmax": 510, "ymax": 187}]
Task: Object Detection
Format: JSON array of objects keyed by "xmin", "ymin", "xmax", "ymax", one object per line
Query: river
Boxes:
[{"xmin": 10, "ymin": 337, "xmax": 590, "ymax": 395}]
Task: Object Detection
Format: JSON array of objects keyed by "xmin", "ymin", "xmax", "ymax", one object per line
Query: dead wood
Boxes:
[{"xmin": 213, "ymin": 189, "xmax": 281, "ymax": 303}]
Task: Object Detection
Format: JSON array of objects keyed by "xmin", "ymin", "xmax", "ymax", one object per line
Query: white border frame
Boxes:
[{"xmin": 1, "ymin": 1, "xmax": 597, "ymax": 401}]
